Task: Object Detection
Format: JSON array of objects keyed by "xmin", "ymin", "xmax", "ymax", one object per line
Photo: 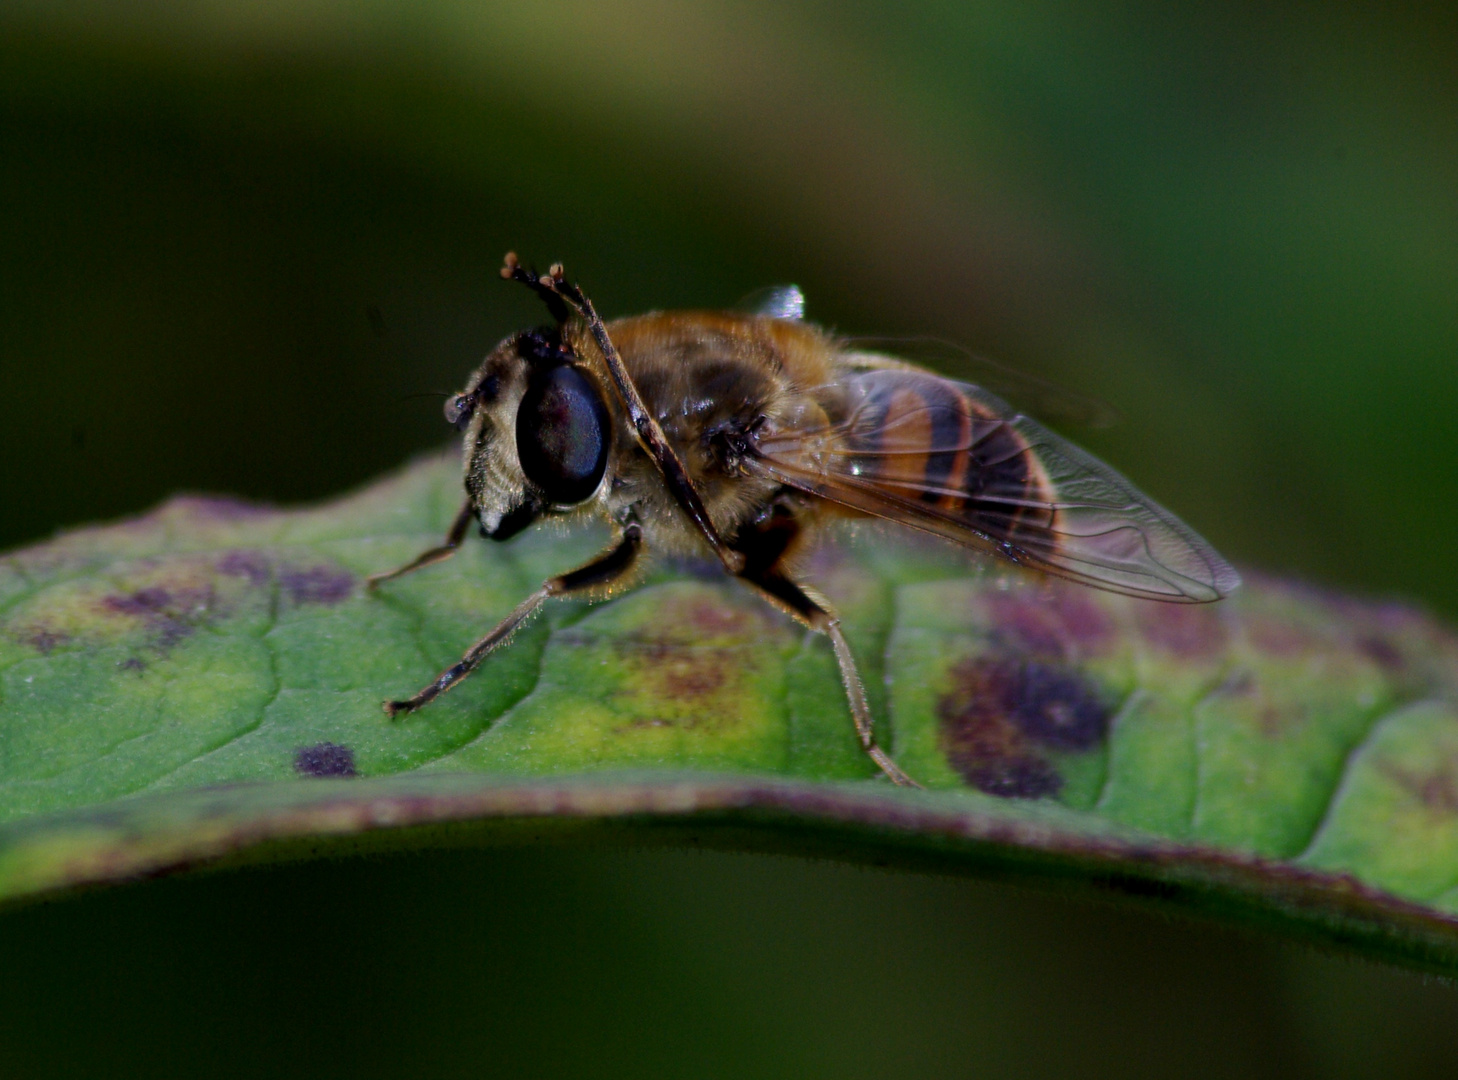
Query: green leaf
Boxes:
[{"xmin": 4, "ymin": 456, "xmax": 1458, "ymax": 973}]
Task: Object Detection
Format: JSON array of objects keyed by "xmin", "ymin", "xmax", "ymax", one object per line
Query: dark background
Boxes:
[{"xmin": 2, "ymin": 2, "xmax": 1457, "ymax": 1075}]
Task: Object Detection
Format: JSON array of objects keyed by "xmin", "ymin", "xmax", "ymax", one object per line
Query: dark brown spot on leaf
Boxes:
[
  {"xmin": 614, "ymin": 640, "xmax": 740, "ymax": 715},
  {"xmin": 293, "ymin": 743, "xmax": 358, "ymax": 778},
  {"xmin": 22, "ymin": 627, "xmax": 68, "ymax": 654},
  {"xmin": 937, "ymin": 681, "xmax": 1061, "ymax": 798},
  {"xmin": 591, "ymin": 589, "xmax": 773, "ymax": 734},
  {"xmin": 279, "ymin": 565, "xmax": 354, "ymax": 606},
  {"xmin": 1005, "ymin": 662, "xmax": 1112, "ymax": 750},
  {"xmin": 941, "ymin": 657, "xmax": 1112, "ymax": 752},
  {"xmin": 646, "ymin": 644, "xmax": 730, "ymax": 699},
  {"xmin": 118, "ymin": 657, "xmax": 146, "ymax": 672},
  {"xmin": 938, "ymin": 656, "xmax": 1111, "ymax": 798}
]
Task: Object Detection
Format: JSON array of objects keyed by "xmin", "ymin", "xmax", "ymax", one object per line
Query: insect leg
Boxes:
[
  {"xmin": 367, "ymin": 500, "xmax": 474, "ymax": 589},
  {"xmin": 384, "ymin": 522, "xmax": 643, "ymax": 717},
  {"xmin": 501, "ymin": 254, "xmax": 746, "ymax": 576},
  {"xmin": 732, "ymin": 505, "xmax": 919, "ymax": 788},
  {"xmin": 745, "ymin": 567, "xmax": 918, "ymax": 788}
]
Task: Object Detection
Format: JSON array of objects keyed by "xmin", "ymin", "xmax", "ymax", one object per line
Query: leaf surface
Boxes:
[{"xmin": 4, "ymin": 457, "xmax": 1458, "ymax": 971}]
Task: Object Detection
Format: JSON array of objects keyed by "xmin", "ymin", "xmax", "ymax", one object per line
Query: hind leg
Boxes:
[{"xmin": 731, "ymin": 501, "xmax": 919, "ymax": 787}]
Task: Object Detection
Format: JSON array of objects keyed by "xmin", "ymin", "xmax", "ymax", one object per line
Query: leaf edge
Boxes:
[{"xmin": 1, "ymin": 771, "xmax": 1455, "ymax": 977}]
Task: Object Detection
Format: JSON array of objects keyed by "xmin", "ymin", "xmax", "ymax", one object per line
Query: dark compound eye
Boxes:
[{"xmin": 516, "ymin": 364, "xmax": 611, "ymax": 505}]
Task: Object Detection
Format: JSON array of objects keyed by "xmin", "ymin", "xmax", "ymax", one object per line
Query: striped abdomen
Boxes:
[{"xmin": 834, "ymin": 370, "xmax": 1057, "ymax": 548}]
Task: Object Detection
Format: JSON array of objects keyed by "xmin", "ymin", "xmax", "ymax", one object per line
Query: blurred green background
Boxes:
[{"xmin": 2, "ymin": 2, "xmax": 1457, "ymax": 1076}]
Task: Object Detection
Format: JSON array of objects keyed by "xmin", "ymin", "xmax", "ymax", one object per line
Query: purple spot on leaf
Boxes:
[
  {"xmin": 102, "ymin": 587, "xmax": 173, "ymax": 617},
  {"xmin": 280, "ymin": 565, "xmax": 354, "ymax": 606},
  {"xmin": 98, "ymin": 584, "xmax": 212, "ymax": 651},
  {"xmin": 988, "ymin": 588, "xmax": 1115, "ymax": 659},
  {"xmin": 938, "ymin": 656, "xmax": 1111, "ymax": 799},
  {"xmin": 294, "ymin": 742, "xmax": 358, "ymax": 778},
  {"xmin": 1000, "ymin": 661, "xmax": 1110, "ymax": 751},
  {"xmin": 1136, "ymin": 602, "xmax": 1228, "ymax": 660},
  {"xmin": 216, "ymin": 550, "xmax": 272, "ymax": 587},
  {"xmin": 1357, "ymin": 634, "xmax": 1404, "ymax": 672}
]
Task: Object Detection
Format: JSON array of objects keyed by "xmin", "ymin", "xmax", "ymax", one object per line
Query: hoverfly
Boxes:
[{"xmin": 369, "ymin": 255, "xmax": 1240, "ymax": 787}]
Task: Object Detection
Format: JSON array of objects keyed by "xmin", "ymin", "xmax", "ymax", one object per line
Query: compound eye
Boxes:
[
  {"xmin": 444, "ymin": 392, "xmax": 475, "ymax": 431},
  {"xmin": 515, "ymin": 365, "xmax": 611, "ymax": 505}
]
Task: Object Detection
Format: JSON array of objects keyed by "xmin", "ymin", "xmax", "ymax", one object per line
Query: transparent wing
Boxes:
[
  {"xmin": 736, "ymin": 284, "xmax": 806, "ymax": 321},
  {"xmin": 749, "ymin": 368, "xmax": 1239, "ymax": 603},
  {"xmin": 841, "ymin": 336, "xmax": 1121, "ymax": 429}
]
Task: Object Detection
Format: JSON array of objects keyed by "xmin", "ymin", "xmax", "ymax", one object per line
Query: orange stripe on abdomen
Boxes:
[
  {"xmin": 928, "ymin": 385, "xmax": 973, "ymax": 511},
  {"xmin": 842, "ymin": 373, "xmax": 1056, "ymax": 548},
  {"xmin": 950, "ymin": 389, "xmax": 1054, "ymax": 546},
  {"xmin": 879, "ymin": 387, "xmax": 933, "ymax": 490}
]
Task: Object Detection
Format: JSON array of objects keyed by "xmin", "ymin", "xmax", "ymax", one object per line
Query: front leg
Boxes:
[
  {"xmin": 382, "ymin": 522, "xmax": 643, "ymax": 716},
  {"xmin": 366, "ymin": 500, "xmax": 474, "ymax": 589}
]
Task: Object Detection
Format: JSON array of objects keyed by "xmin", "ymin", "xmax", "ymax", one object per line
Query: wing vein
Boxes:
[{"xmin": 750, "ymin": 366, "xmax": 1239, "ymax": 603}]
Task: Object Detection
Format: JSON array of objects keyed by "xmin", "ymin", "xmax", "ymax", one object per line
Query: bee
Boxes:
[{"xmin": 369, "ymin": 254, "xmax": 1240, "ymax": 787}]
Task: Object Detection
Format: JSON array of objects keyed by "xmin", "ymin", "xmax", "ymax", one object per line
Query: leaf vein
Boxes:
[
  {"xmin": 138, "ymin": 573, "xmax": 284, "ymax": 791},
  {"xmin": 1292, "ymin": 696, "xmax": 1423, "ymax": 863}
]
